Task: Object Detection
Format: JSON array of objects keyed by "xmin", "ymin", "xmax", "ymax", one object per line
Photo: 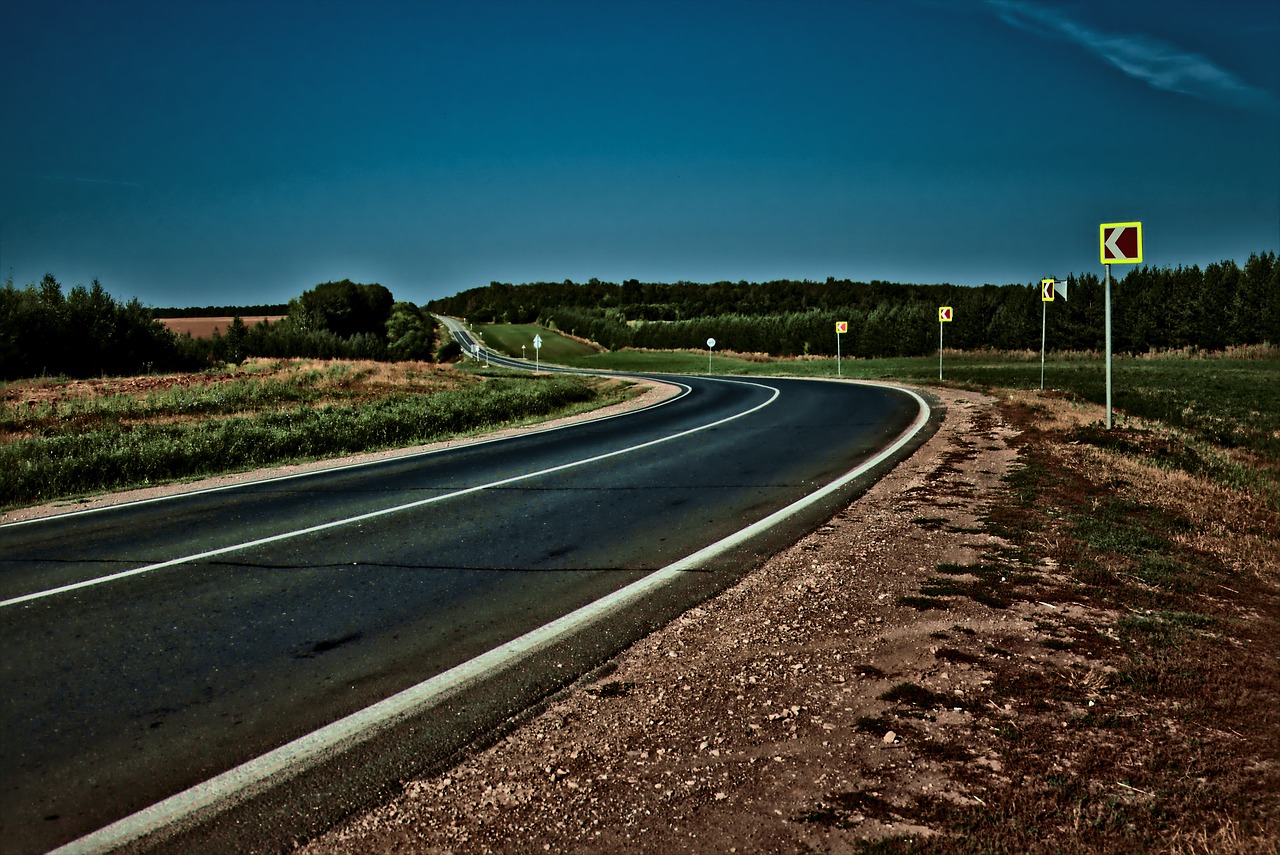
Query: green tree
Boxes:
[
  {"xmin": 291, "ymin": 280, "xmax": 394, "ymax": 338},
  {"xmin": 386, "ymin": 302, "xmax": 438, "ymax": 361}
]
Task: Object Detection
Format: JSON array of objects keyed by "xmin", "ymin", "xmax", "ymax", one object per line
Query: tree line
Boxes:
[
  {"xmin": 428, "ymin": 252, "xmax": 1278, "ymax": 357},
  {"xmin": 1, "ymin": 277, "xmax": 445, "ymax": 380}
]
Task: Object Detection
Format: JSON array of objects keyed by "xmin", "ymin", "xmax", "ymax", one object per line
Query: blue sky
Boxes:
[{"xmin": 2, "ymin": 0, "xmax": 1277, "ymax": 308}]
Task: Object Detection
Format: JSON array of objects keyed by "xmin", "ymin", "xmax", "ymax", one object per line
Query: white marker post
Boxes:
[
  {"xmin": 706, "ymin": 338, "xmax": 716, "ymax": 374},
  {"xmin": 835, "ymin": 321, "xmax": 847, "ymax": 377},
  {"xmin": 938, "ymin": 307, "xmax": 953, "ymax": 380},
  {"xmin": 1100, "ymin": 222, "xmax": 1143, "ymax": 429},
  {"xmin": 533, "ymin": 333, "xmax": 542, "ymax": 373},
  {"xmin": 1040, "ymin": 278, "xmax": 1057, "ymax": 391}
]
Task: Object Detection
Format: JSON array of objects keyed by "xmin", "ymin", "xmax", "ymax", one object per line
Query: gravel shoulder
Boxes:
[{"xmin": 298, "ymin": 386, "xmax": 1024, "ymax": 853}]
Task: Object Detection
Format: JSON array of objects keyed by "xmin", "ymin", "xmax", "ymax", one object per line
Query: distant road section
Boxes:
[{"xmin": 1, "ymin": 333, "xmax": 933, "ymax": 854}]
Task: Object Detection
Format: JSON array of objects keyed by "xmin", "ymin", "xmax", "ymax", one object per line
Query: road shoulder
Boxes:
[{"xmin": 299, "ymin": 386, "xmax": 1019, "ymax": 853}]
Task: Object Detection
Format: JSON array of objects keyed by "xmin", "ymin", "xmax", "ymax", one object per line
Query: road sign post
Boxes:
[
  {"xmin": 835, "ymin": 321, "xmax": 847, "ymax": 376},
  {"xmin": 533, "ymin": 333, "xmax": 542, "ymax": 373},
  {"xmin": 938, "ymin": 307, "xmax": 953, "ymax": 380},
  {"xmin": 1039, "ymin": 278, "xmax": 1065, "ymax": 391},
  {"xmin": 707, "ymin": 337, "xmax": 716, "ymax": 374},
  {"xmin": 1100, "ymin": 222, "xmax": 1143, "ymax": 429}
]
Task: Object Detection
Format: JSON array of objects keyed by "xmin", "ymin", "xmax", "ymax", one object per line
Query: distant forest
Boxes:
[
  {"xmin": 428, "ymin": 252, "xmax": 1279, "ymax": 358},
  {"xmin": 149, "ymin": 304, "xmax": 290, "ymax": 318},
  {"xmin": 1, "ymin": 278, "xmax": 442, "ymax": 380}
]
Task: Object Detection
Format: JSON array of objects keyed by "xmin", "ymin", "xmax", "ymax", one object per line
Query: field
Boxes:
[
  {"xmin": 0, "ymin": 358, "xmax": 631, "ymax": 510},
  {"xmin": 157, "ymin": 316, "xmax": 286, "ymax": 338},
  {"xmin": 470, "ymin": 322, "xmax": 601, "ymax": 362},
  {"xmin": 477, "ymin": 325, "xmax": 1279, "ymax": 503}
]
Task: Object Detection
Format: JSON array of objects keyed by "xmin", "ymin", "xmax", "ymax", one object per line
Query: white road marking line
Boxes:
[
  {"xmin": 47, "ymin": 382, "xmax": 930, "ymax": 855},
  {"xmin": 0, "ymin": 380, "xmax": 692, "ymax": 529},
  {"xmin": 1, "ymin": 379, "xmax": 778, "ymax": 609}
]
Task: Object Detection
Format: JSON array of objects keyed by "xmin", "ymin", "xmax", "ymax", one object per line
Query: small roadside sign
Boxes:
[
  {"xmin": 938, "ymin": 306, "xmax": 953, "ymax": 323},
  {"xmin": 835, "ymin": 321, "xmax": 848, "ymax": 334},
  {"xmin": 1042, "ymin": 279, "xmax": 1055, "ymax": 302},
  {"xmin": 533, "ymin": 334, "xmax": 542, "ymax": 349}
]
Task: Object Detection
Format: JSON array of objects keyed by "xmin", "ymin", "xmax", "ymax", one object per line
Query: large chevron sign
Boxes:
[{"xmin": 1100, "ymin": 222, "xmax": 1143, "ymax": 264}]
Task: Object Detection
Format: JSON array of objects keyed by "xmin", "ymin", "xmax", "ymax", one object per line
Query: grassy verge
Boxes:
[
  {"xmin": 868, "ymin": 389, "xmax": 1280, "ymax": 853},
  {"xmin": 466, "ymin": 323, "xmax": 600, "ymax": 363},
  {"xmin": 544, "ymin": 343, "xmax": 1280, "ymax": 509},
  {"xmin": 0, "ymin": 359, "xmax": 632, "ymax": 510}
]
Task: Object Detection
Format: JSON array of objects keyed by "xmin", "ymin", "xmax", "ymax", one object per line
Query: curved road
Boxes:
[{"xmin": 0, "ymin": 338, "xmax": 932, "ymax": 854}]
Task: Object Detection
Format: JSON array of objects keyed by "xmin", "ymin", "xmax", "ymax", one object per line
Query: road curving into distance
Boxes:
[{"xmin": 0, "ymin": 322, "xmax": 938, "ymax": 854}]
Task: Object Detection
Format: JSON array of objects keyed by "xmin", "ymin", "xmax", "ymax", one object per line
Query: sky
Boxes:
[{"xmin": 2, "ymin": 0, "xmax": 1278, "ymax": 309}]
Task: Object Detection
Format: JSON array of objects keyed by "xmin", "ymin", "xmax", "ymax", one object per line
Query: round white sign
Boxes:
[{"xmin": 707, "ymin": 338, "xmax": 716, "ymax": 348}]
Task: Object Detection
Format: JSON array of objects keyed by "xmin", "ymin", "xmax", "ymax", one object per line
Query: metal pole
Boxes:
[
  {"xmin": 1105, "ymin": 263, "xmax": 1113, "ymax": 429},
  {"xmin": 1040, "ymin": 300, "xmax": 1047, "ymax": 391},
  {"xmin": 837, "ymin": 331, "xmax": 842, "ymax": 377},
  {"xmin": 938, "ymin": 321, "xmax": 944, "ymax": 381}
]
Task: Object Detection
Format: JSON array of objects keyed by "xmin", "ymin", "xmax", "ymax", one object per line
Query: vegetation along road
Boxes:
[{"xmin": 0, "ymin": 346, "xmax": 932, "ymax": 853}]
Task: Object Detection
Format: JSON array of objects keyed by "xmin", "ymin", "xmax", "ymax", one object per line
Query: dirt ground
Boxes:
[
  {"xmin": 294, "ymin": 387, "xmax": 1041, "ymax": 853},
  {"xmin": 156, "ymin": 316, "xmax": 286, "ymax": 338},
  {"xmin": 10, "ymin": 373, "xmax": 1272, "ymax": 851}
]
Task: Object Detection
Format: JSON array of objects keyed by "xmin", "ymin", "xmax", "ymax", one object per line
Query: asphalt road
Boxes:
[{"xmin": 0, "ymin": 346, "xmax": 929, "ymax": 854}]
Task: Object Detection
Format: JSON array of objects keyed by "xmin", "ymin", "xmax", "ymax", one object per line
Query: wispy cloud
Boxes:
[
  {"xmin": 43, "ymin": 174, "xmax": 142, "ymax": 188},
  {"xmin": 986, "ymin": 0, "xmax": 1279, "ymax": 112}
]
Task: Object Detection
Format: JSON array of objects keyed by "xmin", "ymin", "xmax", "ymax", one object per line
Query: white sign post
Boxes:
[
  {"xmin": 1039, "ymin": 278, "xmax": 1067, "ymax": 391},
  {"xmin": 533, "ymin": 333, "xmax": 543, "ymax": 373},
  {"xmin": 707, "ymin": 337, "xmax": 716, "ymax": 374},
  {"xmin": 1100, "ymin": 222, "xmax": 1143, "ymax": 429},
  {"xmin": 835, "ymin": 321, "xmax": 848, "ymax": 376},
  {"xmin": 937, "ymin": 307, "xmax": 953, "ymax": 380}
]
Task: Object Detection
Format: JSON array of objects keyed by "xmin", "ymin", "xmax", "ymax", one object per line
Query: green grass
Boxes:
[
  {"xmin": 511, "ymin": 342, "xmax": 1279, "ymax": 500},
  {"xmin": 0, "ymin": 375, "xmax": 613, "ymax": 509},
  {"xmin": 471, "ymin": 330, "xmax": 1279, "ymax": 464},
  {"xmin": 468, "ymin": 324, "xmax": 600, "ymax": 363}
]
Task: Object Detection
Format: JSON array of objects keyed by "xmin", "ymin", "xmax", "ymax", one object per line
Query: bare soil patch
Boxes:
[
  {"xmin": 156, "ymin": 316, "xmax": 286, "ymax": 338},
  {"xmin": 298, "ymin": 386, "xmax": 1278, "ymax": 855}
]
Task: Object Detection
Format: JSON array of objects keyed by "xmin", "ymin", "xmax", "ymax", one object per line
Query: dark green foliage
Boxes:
[
  {"xmin": 149, "ymin": 303, "xmax": 289, "ymax": 318},
  {"xmin": 428, "ymin": 252, "xmax": 1277, "ymax": 357},
  {"xmin": 1, "ymin": 275, "xmax": 185, "ymax": 379},
  {"xmin": 385, "ymin": 302, "xmax": 439, "ymax": 361},
  {"xmin": 1, "ymin": 275, "xmax": 445, "ymax": 378},
  {"xmin": 291, "ymin": 279, "xmax": 395, "ymax": 339}
]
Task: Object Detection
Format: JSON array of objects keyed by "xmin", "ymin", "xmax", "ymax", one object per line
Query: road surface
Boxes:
[{"xmin": 1, "ymin": 340, "xmax": 932, "ymax": 853}]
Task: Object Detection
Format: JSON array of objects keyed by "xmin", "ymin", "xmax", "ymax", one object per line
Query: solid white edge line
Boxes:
[
  {"xmin": 0, "ymin": 379, "xmax": 693, "ymax": 530},
  {"xmin": 1, "ymin": 380, "xmax": 774, "ymax": 608},
  {"xmin": 47, "ymin": 382, "xmax": 930, "ymax": 855}
]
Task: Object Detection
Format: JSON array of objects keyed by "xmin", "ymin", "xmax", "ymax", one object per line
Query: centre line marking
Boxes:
[
  {"xmin": 48, "ymin": 382, "xmax": 930, "ymax": 855},
  {"xmin": 1, "ymin": 379, "xmax": 779, "ymax": 609}
]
